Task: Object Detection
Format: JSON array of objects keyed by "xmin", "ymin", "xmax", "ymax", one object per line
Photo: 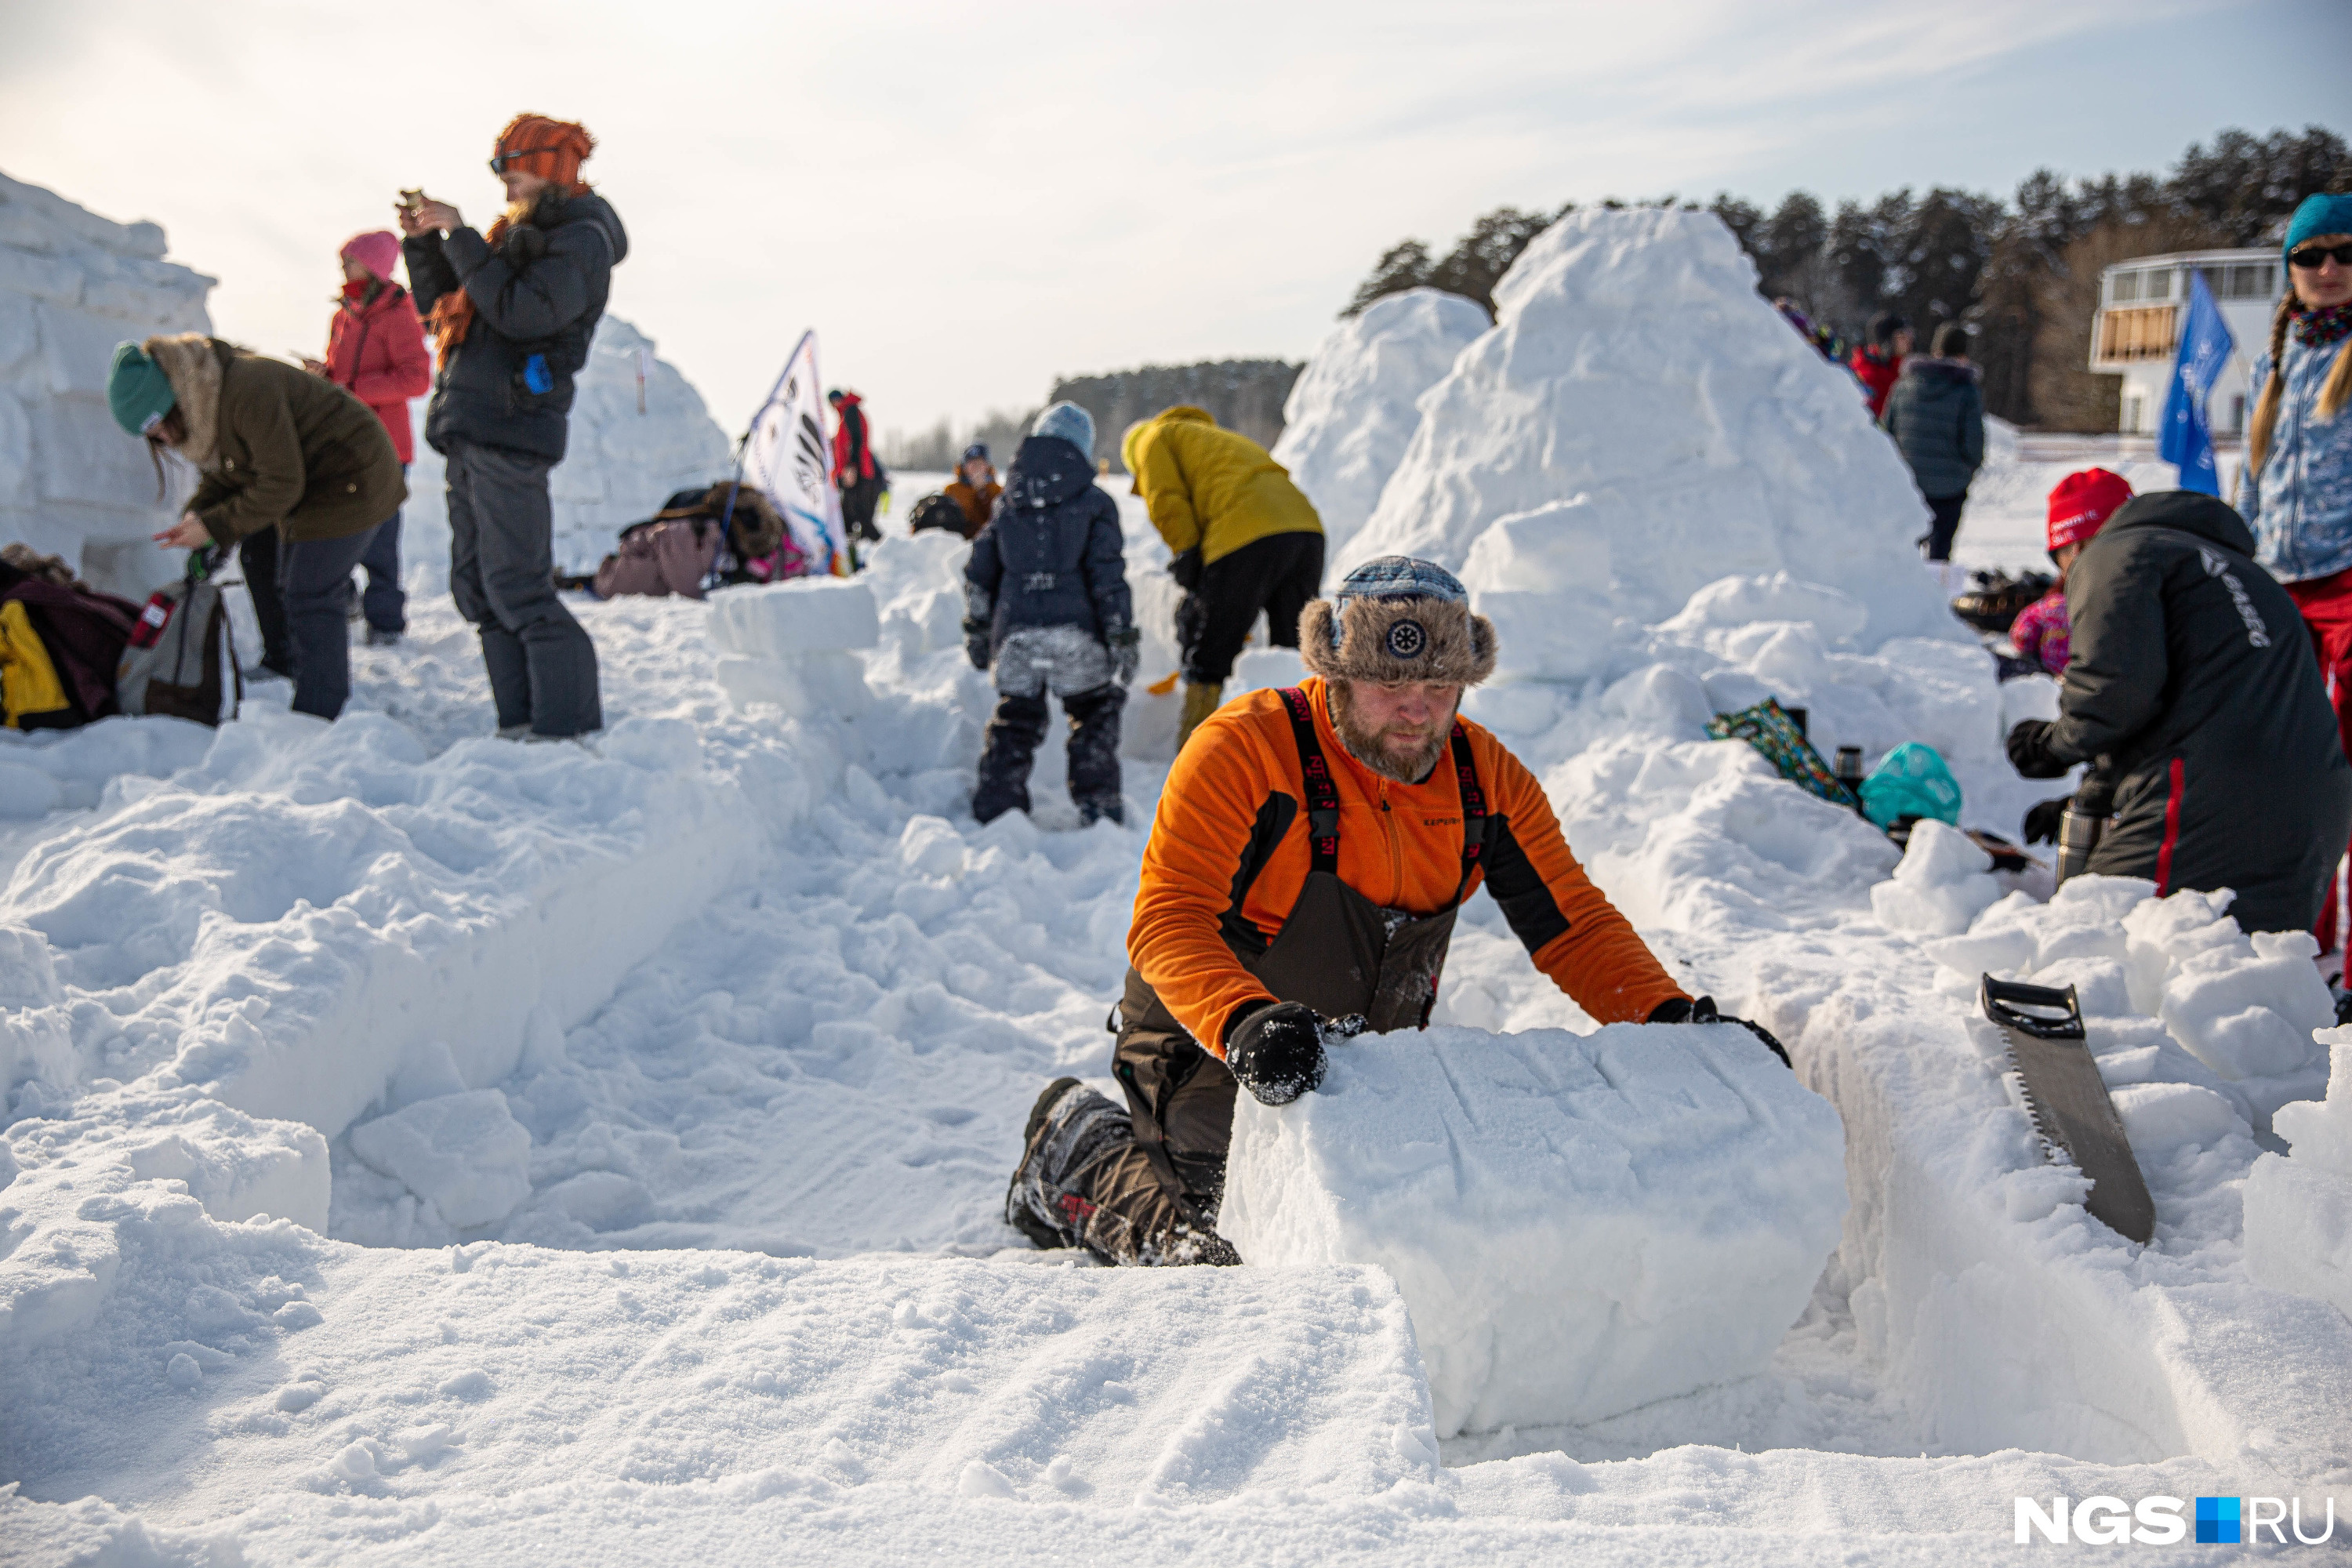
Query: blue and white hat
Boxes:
[{"xmin": 1301, "ymin": 555, "xmax": 1497, "ymax": 686}]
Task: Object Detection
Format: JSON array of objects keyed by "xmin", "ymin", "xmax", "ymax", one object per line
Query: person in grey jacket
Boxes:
[
  {"xmin": 2005, "ymin": 492, "xmax": 2351, "ymax": 934},
  {"xmin": 964, "ymin": 402, "xmax": 1139, "ymax": 826},
  {"xmin": 398, "ymin": 114, "xmax": 624, "ymax": 740},
  {"xmin": 1882, "ymin": 321, "xmax": 1986, "ymax": 565}
]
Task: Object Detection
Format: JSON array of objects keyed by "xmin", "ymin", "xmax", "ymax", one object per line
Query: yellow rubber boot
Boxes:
[{"xmin": 1176, "ymin": 682, "xmax": 1224, "ymax": 753}]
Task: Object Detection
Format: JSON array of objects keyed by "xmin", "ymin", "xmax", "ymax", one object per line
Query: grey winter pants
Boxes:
[{"xmin": 445, "ymin": 439, "xmax": 602, "ymax": 737}]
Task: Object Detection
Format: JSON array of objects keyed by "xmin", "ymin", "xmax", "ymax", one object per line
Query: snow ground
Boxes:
[{"xmin": 5, "ymin": 208, "xmax": 2347, "ymax": 1563}]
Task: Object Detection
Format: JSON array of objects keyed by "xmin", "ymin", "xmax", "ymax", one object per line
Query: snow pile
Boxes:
[
  {"xmin": 0, "ymin": 169, "xmax": 214, "ymax": 597},
  {"xmin": 2243, "ymin": 1036, "xmax": 2352, "ymax": 1320},
  {"xmin": 401, "ymin": 314, "xmax": 732, "ymax": 587},
  {"xmin": 1269, "ymin": 287, "xmax": 1489, "ymax": 557},
  {"xmin": 1870, "ymin": 820, "xmax": 2002, "ymax": 937},
  {"xmin": 1343, "ymin": 207, "xmax": 1951, "ymax": 648},
  {"xmin": 1221, "ymin": 1022, "xmax": 1846, "ymax": 1436}
]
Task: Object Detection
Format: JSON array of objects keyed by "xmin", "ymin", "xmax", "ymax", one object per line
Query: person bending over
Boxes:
[
  {"xmin": 1004, "ymin": 557, "xmax": 1785, "ymax": 1265},
  {"xmin": 2007, "ymin": 492, "xmax": 2351, "ymax": 934}
]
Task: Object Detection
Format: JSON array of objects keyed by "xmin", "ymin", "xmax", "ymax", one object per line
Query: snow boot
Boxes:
[
  {"xmin": 1064, "ymin": 684, "xmax": 1126, "ymax": 826},
  {"xmin": 1005, "ymin": 1077, "xmax": 1132, "ymax": 1250},
  {"xmin": 1176, "ymin": 681, "xmax": 1222, "ymax": 752},
  {"xmin": 973, "ymin": 691, "xmax": 1049, "ymax": 823}
]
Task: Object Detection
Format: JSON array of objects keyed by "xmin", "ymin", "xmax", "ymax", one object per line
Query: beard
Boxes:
[{"xmin": 1329, "ymin": 681, "xmax": 1455, "ymax": 785}]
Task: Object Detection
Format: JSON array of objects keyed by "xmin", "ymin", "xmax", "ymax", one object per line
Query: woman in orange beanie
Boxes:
[{"xmin": 396, "ymin": 114, "xmax": 625, "ymax": 739}]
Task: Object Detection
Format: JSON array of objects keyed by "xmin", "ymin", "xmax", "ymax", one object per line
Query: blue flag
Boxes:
[{"xmin": 2159, "ymin": 270, "xmax": 2234, "ymax": 495}]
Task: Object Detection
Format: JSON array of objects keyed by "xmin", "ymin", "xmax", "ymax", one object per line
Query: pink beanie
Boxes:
[{"xmin": 339, "ymin": 230, "xmax": 401, "ymax": 282}]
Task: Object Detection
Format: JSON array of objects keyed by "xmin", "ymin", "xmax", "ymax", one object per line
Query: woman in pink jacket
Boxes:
[{"xmin": 305, "ymin": 230, "xmax": 431, "ymax": 646}]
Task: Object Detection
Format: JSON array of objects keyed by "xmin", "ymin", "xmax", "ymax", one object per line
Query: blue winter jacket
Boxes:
[
  {"xmin": 2244, "ymin": 332, "xmax": 2352, "ymax": 584},
  {"xmin": 964, "ymin": 435, "xmax": 1133, "ymax": 644}
]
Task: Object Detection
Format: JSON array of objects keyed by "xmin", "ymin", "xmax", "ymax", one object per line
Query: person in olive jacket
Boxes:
[
  {"xmin": 110, "ymin": 333, "xmax": 403, "ymax": 720},
  {"xmin": 399, "ymin": 114, "xmax": 624, "ymax": 740},
  {"xmin": 2006, "ymin": 491, "xmax": 2352, "ymax": 934}
]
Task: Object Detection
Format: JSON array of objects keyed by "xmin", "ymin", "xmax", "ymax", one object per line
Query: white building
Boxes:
[{"xmin": 2089, "ymin": 248, "xmax": 2283, "ymax": 437}]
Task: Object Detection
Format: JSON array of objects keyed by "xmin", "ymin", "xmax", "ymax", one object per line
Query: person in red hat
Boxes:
[
  {"xmin": 2008, "ymin": 468, "xmax": 2133, "ymax": 677},
  {"xmin": 303, "ymin": 230, "xmax": 430, "ymax": 646}
]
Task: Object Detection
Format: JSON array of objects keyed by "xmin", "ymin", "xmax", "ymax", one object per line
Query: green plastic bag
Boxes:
[
  {"xmin": 1858, "ymin": 741, "xmax": 1962, "ymax": 829},
  {"xmin": 1705, "ymin": 698, "xmax": 1857, "ymax": 810}
]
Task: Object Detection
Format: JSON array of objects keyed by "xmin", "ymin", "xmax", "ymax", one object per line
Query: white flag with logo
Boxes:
[{"xmin": 738, "ymin": 328, "xmax": 843, "ymax": 574}]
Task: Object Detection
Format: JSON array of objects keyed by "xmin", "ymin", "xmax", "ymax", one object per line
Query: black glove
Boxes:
[
  {"xmin": 501, "ymin": 224, "xmax": 547, "ymax": 265},
  {"xmin": 2005, "ymin": 719, "xmax": 2069, "ymax": 780},
  {"xmin": 1170, "ymin": 548, "xmax": 1203, "ymax": 591},
  {"xmin": 2021, "ymin": 796, "xmax": 2070, "ymax": 845},
  {"xmin": 1106, "ymin": 626, "xmax": 1141, "ymax": 688},
  {"xmin": 1647, "ymin": 993, "xmax": 1792, "ymax": 1069},
  {"xmin": 961, "ymin": 617, "xmax": 991, "ymax": 671},
  {"xmin": 1225, "ymin": 1001, "xmax": 1328, "ymax": 1105}
]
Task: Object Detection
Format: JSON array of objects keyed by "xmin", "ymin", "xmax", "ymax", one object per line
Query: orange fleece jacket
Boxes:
[{"xmin": 1129, "ymin": 679, "xmax": 1687, "ymax": 1051}]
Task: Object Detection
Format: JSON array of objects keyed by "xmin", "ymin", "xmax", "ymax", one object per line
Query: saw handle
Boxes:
[{"xmin": 1980, "ymin": 975, "xmax": 2085, "ymax": 1040}]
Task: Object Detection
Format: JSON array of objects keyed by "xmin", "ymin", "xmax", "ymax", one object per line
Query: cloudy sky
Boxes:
[{"xmin": 3, "ymin": 0, "xmax": 2345, "ymax": 447}]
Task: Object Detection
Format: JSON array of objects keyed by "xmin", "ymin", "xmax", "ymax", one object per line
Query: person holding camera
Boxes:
[{"xmin": 397, "ymin": 114, "xmax": 623, "ymax": 741}]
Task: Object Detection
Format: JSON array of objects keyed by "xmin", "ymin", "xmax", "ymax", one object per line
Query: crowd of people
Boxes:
[{"xmin": 46, "ymin": 137, "xmax": 2352, "ymax": 1265}]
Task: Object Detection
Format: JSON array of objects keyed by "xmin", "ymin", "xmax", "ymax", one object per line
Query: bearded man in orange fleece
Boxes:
[{"xmin": 1005, "ymin": 556, "xmax": 1788, "ymax": 1265}]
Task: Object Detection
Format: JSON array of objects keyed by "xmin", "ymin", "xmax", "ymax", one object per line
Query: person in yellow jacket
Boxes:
[{"xmin": 1121, "ymin": 406, "xmax": 1324, "ymax": 746}]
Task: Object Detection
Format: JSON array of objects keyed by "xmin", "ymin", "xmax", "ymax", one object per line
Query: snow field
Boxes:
[
  {"xmin": 1223, "ymin": 1022, "xmax": 1847, "ymax": 1436},
  {"xmin": 4, "ymin": 201, "xmax": 2349, "ymax": 1559}
]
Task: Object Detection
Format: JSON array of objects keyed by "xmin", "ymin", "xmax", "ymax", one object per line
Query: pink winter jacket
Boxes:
[{"xmin": 593, "ymin": 519, "xmax": 720, "ymax": 600}]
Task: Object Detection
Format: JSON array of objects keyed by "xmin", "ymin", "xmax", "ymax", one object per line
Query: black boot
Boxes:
[
  {"xmin": 973, "ymin": 691, "xmax": 1048, "ymax": 823},
  {"xmin": 1062, "ymin": 683, "xmax": 1127, "ymax": 826},
  {"xmin": 1004, "ymin": 1078, "xmax": 1133, "ymax": 1249}
]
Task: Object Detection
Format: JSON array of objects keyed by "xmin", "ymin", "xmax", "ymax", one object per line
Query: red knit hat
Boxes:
[{"xmin": 2047, "ymin": 468, "xmax": 2132, "ymax": 556}]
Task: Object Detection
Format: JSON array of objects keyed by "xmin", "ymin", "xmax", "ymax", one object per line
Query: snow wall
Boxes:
[
  {"xmin": 1270, "ymin": 286, "xmax": 1488, "ymax": 559},
  {"xmin": 1339, "ymin": 205, "xmax": 1953, "ymax": 648},
  {"xmin": 0, "ymin": 170, "xmax": 214, "ymax": 597},
  {"xmin": 401, "ymin": 314, "xmax": 734, "ymax": 590}
]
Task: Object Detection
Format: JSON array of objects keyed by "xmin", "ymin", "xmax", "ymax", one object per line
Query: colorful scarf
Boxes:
[{"xmin": 2293, "ymin": 300, "xmax": 2352, "ymax": 349}]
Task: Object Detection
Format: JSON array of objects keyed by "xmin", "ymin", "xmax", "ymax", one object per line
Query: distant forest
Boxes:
[{"xmin": 1345, "ymin": 126, "xmax": 2351, "ymax": 431}]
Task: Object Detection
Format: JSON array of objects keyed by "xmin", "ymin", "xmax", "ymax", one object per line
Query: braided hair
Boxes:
[{"xmin": 2249, "ymin": 274, "xmax": 2352, "ymax": 474}]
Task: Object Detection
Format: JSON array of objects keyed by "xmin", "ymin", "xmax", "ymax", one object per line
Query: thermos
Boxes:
[
  {"xmin": 1835, "ymin": 746, "xmax": 1864, "ymax": 808},
  {"xmin": 2055, "ymin": 804, "xmax": 2105, "ymax": 886}
]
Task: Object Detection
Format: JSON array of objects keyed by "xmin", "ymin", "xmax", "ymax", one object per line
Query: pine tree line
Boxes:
[{"xmin": 1345, "ymin": 126, "xmax": 2350, "ymax": 430}]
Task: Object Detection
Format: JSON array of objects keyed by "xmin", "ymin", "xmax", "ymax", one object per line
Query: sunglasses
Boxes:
[
  {"xmin": 2288, "ymin": 242, "xmax": 2352, "ymax": 270},
  {"xmin": 488, "ymin": 149, "xmax": 552, "ymax": 175}
]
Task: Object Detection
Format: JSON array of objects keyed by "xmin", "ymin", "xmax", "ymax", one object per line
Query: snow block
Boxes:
[
  {"xmin": 1870, "ymin": 819, "xmax": 2001, "ymax": 938},
  {"xmin": 347, "ymin": 1090, "xmax": 532, "ymax": 1230},
  {"xmin": 1220, "ymin": 1022, "xmax": 1848, "ymax": 1437},
  {"xmin": 2246, "ymin": 1038, "xmax": 2352, "ymax": 1322},
  {"xmin": 710, "ymin": 577, "xmax": 881, "ymax": 656}
]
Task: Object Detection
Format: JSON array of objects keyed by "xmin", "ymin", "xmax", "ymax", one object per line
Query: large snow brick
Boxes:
[
  {"xmin": 1220, "ymin": 1021, "xmax": 1847, "ymax": 1437},
  {"xmin": 710, "ymin": 577, "xmax": 880, "ymax": 656}
]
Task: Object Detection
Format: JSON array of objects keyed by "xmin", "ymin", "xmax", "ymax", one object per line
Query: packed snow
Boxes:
[
  {"xmin": 1270, "ymin": 286, "xmax": 1489, "ymax": 557},
  {"xmin": 1222, "ymin": 1021, "xmax": 1847, "ymax": 1437},
  {"xmin": 0, "ymin": 170, "xmax": 214, "ymax": 597},
  {"xmin": 3, "ymin": 201, "xmax": 2347, "ymax": 1563}
]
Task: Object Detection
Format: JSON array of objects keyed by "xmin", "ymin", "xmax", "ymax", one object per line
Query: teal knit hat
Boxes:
[
  {"xmin": 2284, "ymin": 193, "xmax": 2352, "ymax": 258},
  {"xmin": 107, "ymin": 342, "xmax": 176, "ymax": 436}
]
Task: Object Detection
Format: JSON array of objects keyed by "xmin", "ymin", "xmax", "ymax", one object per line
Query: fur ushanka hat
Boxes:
[{"xmin": 1299, "ymin": 556, "xmax": 1497, "ymax": 687}]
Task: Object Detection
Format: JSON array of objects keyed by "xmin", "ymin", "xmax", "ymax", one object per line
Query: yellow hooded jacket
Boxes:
[{"xmin": 1120, "ymin": 406, "xmax": 1321, "ymax": 566}]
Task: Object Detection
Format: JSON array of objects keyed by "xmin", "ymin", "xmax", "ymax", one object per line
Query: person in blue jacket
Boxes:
[{"xmin": 964, "ymin": 402, "xmax": 1139, "ymax": 826}]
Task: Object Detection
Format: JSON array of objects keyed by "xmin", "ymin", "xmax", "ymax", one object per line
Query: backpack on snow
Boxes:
[
  {"xmin": 0, "ymin": 546, "xmax": 139, "ymax": 731},
  {"xmin": 117, "ymin": 547, "xmax": 241, "ymax": 727},
  {"xmin": 907, "ymin": 492, "xmax": 971, "ymax": 537}
]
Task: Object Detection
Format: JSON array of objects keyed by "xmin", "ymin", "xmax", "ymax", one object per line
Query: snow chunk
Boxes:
[
  {"xmin": 347, "ymin": 1091, "xmax": 532, "ymax": 1231},
  {"xmin": 710, "ymin": 576, "xmax": 880, "ymax": 655},
  {"xmin": 1869, "ymin": 820, "xmax": 2001, "ymax": 937},
  {"xmin": 1220, "ymin": 1022, "xmax": 1847, "ymax": 1437},
  {"xmin": 1271, "ymin": 287, "xmax": 1489, "ymax": 557},
  {"xmin": 2245, "ymin": 1038, "xmax": 2352, "ymax": 1320}
]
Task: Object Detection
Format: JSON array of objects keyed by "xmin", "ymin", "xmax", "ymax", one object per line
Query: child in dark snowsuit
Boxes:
[{"xmin": 964, "ymin": 402, "xmax": 1139, "ymax": 826}]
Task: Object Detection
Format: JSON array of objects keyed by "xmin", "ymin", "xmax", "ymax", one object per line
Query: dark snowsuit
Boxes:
[
  {"xmin": 1882, "ymin": 357, "xmax": 1984, "ymax": 562},
  {"xmin": 964, "ymin": 434, "xmax": 1133, "ymax": 825},
  {"xmin": 2049, "ymin": 492, "xmax": 2352, "ymax": 933},
  {"xmin": 403, "ymin": 188, "xmax": 625, "ymax": 738}
]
